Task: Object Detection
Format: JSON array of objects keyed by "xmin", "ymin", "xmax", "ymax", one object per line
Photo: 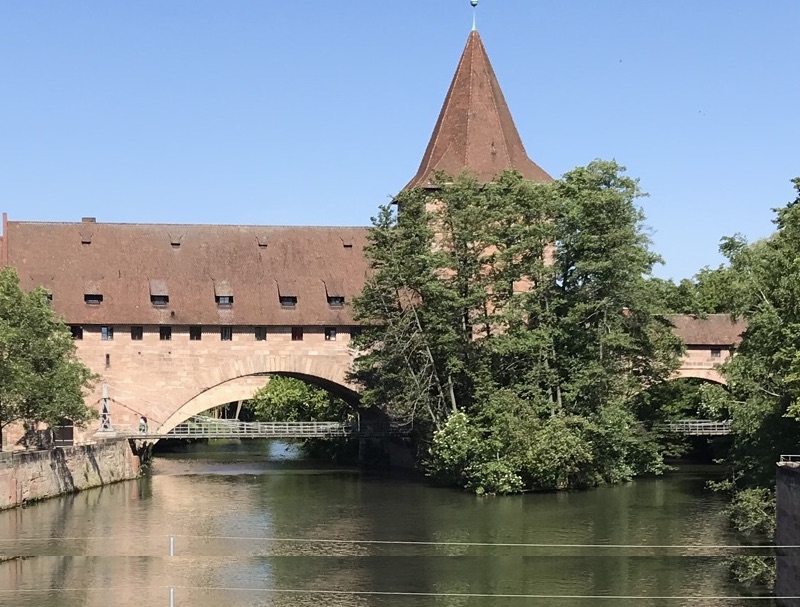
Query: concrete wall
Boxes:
[
  {"xmin": 0, "ymin": 439, "xmax": 139, "ymax": 510},
  {"xmin": 776, "ymin": 463, "xmax": 800, "ymax": 604}
]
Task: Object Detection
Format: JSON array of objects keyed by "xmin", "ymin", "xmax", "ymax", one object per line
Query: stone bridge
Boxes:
[{"xmin": 63, "ymin": 314, "xmax": 744, "ymax": 444}]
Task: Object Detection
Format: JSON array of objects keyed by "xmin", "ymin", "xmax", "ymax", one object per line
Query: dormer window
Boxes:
[
  {"xmin": 280, "ymin": 296, "xmax": 297, "ymax": 308},
  {"xmin": 324, "ymin": 279, "xmax": 345, "ymax": 309},
  {"xmin": 214, "ymin": 280, "xmax": 233, "ymax": 308},
  {"xmin": 84, "ymin": 293, "xmax": 103, "ymax": 305},
  {"xmin": 327, "ymin": 296, "xmax": 345, "ymax": 308},
  {"xmin": 149, "ymin": 279, "xmax": 169, "ymax": 307}
]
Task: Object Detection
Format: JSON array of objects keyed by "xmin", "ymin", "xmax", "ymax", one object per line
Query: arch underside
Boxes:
[
  {"xmin": 156, "ymin": 354, "xmax": 359, "ymax": 434},
  {"xmin": 671, "ymin": 368, "xmax": 727, "ymax": 386}
]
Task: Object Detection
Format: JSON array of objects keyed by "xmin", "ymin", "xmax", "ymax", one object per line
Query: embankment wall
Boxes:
[{"xmin": 0, "ymin": 439, "xmax": 139, "ymax": 510}]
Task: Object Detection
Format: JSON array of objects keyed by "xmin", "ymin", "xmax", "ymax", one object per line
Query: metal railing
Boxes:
[
  {"xmin": 664, "ymin": 419, "xmax": 732, "ymax": 436},
  {"xmin": 118, "ymin": 415, "xmax": 406, "ymax": 440}
]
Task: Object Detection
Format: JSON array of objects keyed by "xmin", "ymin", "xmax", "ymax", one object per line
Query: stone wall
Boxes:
[
  {"xmin": 70, "ymin": 324, "xmax": 358, "ymax": 442},
  {"xmin": 0, "ymin": 439, "xmax": 139, "ymax": 510},
  {"xmin": 775, "ymin": 462, "xmax": 800, "ymax": 604}
]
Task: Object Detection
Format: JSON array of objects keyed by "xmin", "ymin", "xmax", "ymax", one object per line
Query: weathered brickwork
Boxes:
[
  {"xmin": 70, "ymin": 324, "xmax": 358, "ymax": 442},
  {"xmin": 0, "ymin": 439, "xmax": 139, "ymax": 510}
]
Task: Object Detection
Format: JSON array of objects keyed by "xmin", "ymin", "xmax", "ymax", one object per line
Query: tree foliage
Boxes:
[
  {"xmin": 352, "ymin": 162, "xmax": 682, "ymax": 492},
  {"xmin": 0, "ymin": 268, "xmax": 96, "ymax": 447},
  {"xmin": 250, "ymin": 376, "xmax": 349, "ymax": 422}
]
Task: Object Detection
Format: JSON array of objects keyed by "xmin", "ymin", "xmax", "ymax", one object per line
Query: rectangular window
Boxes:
[
  {"xmin": 70, "ymin": 325, "xmax": 83, "ymax": 340},
  {"xmin": 220, "ymin": 326, "xmax": 233, "ymax": 341},
  {"xmin": 131, "ymin": 326, "xmax": 143, "ymax": 341},
  {"xmin": 291, "ymin": 327, "xmax": 304, "ymax": 341},
  {"xmin": 350, "ymin": 327, "xmax": 363, "ymax": 339},
  {"xmin": 327, "ymin": 296, "xmax": 345, "ymax": 308},
  {"xmin": 215, "ymin": 295, "xmax": 233, "ymax": 307},
  {"xmin": 101, "ymin": 326, "xmax": 114, "ymax": 341},
  {"xmin": 710, "ymin": 348, "xmax": 722, "ymax": 359},
  {"xmin": 84, "ymin": 293, "xmax": 103, "ymax": 305},
  {"xmin": 160, "ymin": 326, "xmax": 172, "ymax": 341},
  {"xmin": 190, "ymin": 326, "xmax": 202, "ymax": 341},
  {"xmin": 324, "ymin": 327, "xmax": 337, "ymax": 341},
  {"xmin": 280, "ymin": 296, "xmax": 298, "ymax": 308},
  {"xmin": 255, "ymin": 326, "xmax": 267, "ymax": 341},
  {"xmin": 151, "ymin": 295, "xmax": 169, "ymax": 307}
]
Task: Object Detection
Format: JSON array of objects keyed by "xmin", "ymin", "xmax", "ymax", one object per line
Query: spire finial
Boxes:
[{"xmin": 471, "ymin": 0, "xmax": 478, "ymax": 31}]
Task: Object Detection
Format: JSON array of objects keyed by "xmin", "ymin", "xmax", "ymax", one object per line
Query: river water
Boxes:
[{"xmin": 0, "ymin": 441, "xmax": 773, "ymax": 606}]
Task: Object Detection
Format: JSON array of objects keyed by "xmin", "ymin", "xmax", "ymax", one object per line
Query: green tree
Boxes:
[
  {"xmin": 353, "ymin": 162, "xmax": 682, "ymax": 492},
  {"xmin": 692, "ymin": 178, "xmax": 800, "ymax": 591},
  {"xmin": 250, "ymin": 376, "xmax": 349, "ymax": 422},
  {"xmin": 0, "ymin": 268, "xmax": 96, "ymax": 448}
]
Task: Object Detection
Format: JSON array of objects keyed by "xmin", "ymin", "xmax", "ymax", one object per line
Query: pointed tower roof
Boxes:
[{"xmin": 405, "ymin": 31, "xmax": 552, "ymax": 190}]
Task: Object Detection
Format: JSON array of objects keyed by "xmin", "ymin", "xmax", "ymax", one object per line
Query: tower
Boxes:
[{"xmin": 405, "ymin": 30, "xmax": 552, "ymax": 190}]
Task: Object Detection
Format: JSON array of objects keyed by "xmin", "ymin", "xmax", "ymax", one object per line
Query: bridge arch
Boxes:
[
  {"xmin": 670, "ymin": 367, "xmax": 727, "ymax": 386},
  {"xmin": 155, "ymin": 354, "xmax": 359, "ymax": 435}
]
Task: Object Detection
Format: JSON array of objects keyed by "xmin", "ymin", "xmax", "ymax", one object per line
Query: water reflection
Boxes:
[{"xmin": 0, "ymin": 441, "xmax": 773, "ymax": 606}]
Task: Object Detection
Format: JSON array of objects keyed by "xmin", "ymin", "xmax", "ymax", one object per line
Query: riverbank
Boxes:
[{"xmin": 0, "ymin": 439, "xmax": 140, "ymax": 510}]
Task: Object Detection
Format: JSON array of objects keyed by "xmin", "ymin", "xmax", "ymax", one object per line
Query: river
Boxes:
[{"xmin": 0, "ymin": 440, "xmax": 773, "ymax": 606}]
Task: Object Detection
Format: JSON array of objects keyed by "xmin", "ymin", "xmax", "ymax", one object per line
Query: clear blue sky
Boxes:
[{"xmin": 1, "ymin": 1, "xmax": 797, "ymax": 280}]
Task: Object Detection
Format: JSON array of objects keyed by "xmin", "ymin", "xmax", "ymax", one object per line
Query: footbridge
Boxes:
[
  {"xmin": 663, "ymin": 419, "xmax": 732, "ymax": 436},
  {"xmin": 119, "ymin": 415, "xmax": 407, "ymax": 440}
]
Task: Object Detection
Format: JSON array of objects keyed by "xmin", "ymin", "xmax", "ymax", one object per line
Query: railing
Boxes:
[
  {"xmin": 664, "ymin": 419, "xmax": 732, "ymax": 436},
  {"xmin": 118, "ymin": 416, "xmax": 407, "ymax": 440}
]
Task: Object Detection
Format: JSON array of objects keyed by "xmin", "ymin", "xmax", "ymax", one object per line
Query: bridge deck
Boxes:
[{"xmin": 121, "ymin": 416, "xmax": 403, "ymax": 440}]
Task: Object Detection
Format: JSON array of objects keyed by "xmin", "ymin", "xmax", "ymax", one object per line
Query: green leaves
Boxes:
[
  {"xmin": 250, "ymin": 376, "xmax": 349, "ymax": 422},
  {"xmin": 353, "ymin": 164, "xmax": 681, "ymax": 493},
  {"xmin": 0, "ymin": 269, "xmax": 96, "ymax": 446}
]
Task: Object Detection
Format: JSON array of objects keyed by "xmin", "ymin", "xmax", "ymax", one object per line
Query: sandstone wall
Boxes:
[
  {"xmin": 0, "ymin": 439, "xmax": 139, "ymax": 510},
  {"xmin": 776, "ymin": 463, "xmax": 800, "ymax": 604}
]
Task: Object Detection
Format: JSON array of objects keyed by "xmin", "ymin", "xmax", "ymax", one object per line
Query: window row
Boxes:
[
  {"xmin": 81, "ymin": 294, "xmax": 345, "ymax": 308},
  {"xmin": 72, "ymin": 325, "xmax": 342, "ymax": 342}
]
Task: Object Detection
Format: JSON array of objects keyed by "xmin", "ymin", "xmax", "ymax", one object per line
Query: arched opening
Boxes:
[
  {"xmin": 633, "ymin": 376, "xmax": 732, "ymax": 463},
  {"xmin": 156, "ymin": 372, "xmax": 360, "ymax": 436}
]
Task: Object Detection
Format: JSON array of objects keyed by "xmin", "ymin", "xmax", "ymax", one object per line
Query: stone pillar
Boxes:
[{"xmin": 776, "ymin": 462, "xmax": 800, "ymax": 604}]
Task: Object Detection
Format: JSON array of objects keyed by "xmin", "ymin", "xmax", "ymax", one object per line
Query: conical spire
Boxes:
[{"xmin": 405, "ymin": 31, "xmax": 552, "ymax": 190}]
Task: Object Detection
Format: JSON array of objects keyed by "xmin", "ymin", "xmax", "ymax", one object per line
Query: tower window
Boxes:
[
  {"xmin": 291, "ymin": 327, "xmax": 304, "ymax": 341},
  {"xmin": 84, "ymin": 293, "xmax": 103, "ymax": 305},
  {"xmin": 255, "ymin": 326, "xmax": 267, "ymax": 341},
  {"xmin": 220, "ymin": 326, "xmax": 233, "ymax": 341},
  {"xmin": 190, "ymin": 326, "xmax": 202, "ymax": 341},
  {"xmin": 101, "ymin": 326, "xmax": 114, "ymax": 341},
  {"xmin": 160, "ymin": 326, "xmax": 172, "ymax": 341},
  {"xmin": 131, "ymin": 326, "xmax": 143, "ymax": 340}
]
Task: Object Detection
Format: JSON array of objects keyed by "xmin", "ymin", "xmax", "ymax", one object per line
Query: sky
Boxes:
[{"xmin": 1, "ymin": 1, "xmax": 797, "ymax": 280}]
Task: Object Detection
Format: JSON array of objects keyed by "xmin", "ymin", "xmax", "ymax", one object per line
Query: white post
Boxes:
[
  {"xmin": 169, "ymin": 586, "xmax": 175, "ymax": 607},
  {"xmin": 169, "ymin": 535, "xmax": 175, "ymax": 557}
]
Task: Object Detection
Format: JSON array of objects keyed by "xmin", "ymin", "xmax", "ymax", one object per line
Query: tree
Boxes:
[
  {"xmin": 250, "ymin": 376, "xmax": 349, "ymax": 422},
  {"xmin": 352, "ymin": 162, "xmax": 682, "ymax": 492},
  {"xmin": 689, "ymin": 178, "xmax": 800, "ymax": 591},
  {"xmin": 0, "ymin": 268, "xmax": 96, "ymax": 448}
]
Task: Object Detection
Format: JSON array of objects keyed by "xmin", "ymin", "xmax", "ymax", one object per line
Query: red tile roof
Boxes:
[
  {"xmin": 6, "ymin": 221, "xmax": 370, "ymax": 326},
  {"xmin": 405, "ymin": 30, "xmax": 552, "ymax": 190},
  {"xmin": 667, "ymin": 314, "xmax": 746, "ymax": 347}
]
